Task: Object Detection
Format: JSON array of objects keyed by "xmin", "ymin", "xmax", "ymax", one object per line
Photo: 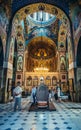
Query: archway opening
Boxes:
[
  {"xmin": 77, "ymin": 37, "xmax": 81, "ymax": 67},
  {"xmin": 12, "ymin": 3, "xmax": 71, "ymax": 93}
]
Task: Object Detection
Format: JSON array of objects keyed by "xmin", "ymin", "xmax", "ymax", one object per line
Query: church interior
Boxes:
[{"xmin": 0, "ymin": 0, "xmax": 81, "ymax": 130}]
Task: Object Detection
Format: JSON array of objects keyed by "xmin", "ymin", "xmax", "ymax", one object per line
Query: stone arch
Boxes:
[
  {"xmin": 12, "ymin": 3, "xmax": 70, "ymax": 21},
  {"xmin": 12, "ymin": 3, "xmax": 71, "ymax": 52}
]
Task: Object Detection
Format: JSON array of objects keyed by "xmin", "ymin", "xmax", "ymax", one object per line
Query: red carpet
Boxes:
[{"xmin": 29, "ymin": 101, "xmax": 56, "ymax": 111}]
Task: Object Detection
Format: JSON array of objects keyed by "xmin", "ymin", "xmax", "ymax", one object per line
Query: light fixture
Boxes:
[{"xmin": 34, "ymin": 67, "xmax": 49, "ymax": 72}]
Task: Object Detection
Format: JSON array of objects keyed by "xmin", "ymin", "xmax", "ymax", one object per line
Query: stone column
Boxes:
[{"xmin": 2, "ymin": 18, "xmax": 13, "ymax": 103}]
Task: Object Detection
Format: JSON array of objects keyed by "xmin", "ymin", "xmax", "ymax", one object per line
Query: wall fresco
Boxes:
[
  {"xmin": 58, "ymin": 21, "xmax": 67, "ymax": 51},
  {"xmin": 17, "ymin": 55, "xmax": 23, "ymax": 71},
  {"xmin": 72, "ymin": 6, "xmax": 81, "ymax": 32},
  {"xmin": 60, "ymin": 56, "xmax": 66, "ymax": 70},
  {"xmin": 70, "ymin": 5, "xmax": 81, "ymax": 62},
  {"xmin": 0, "ymin": 6, "xmax": 9, "ymax": 57},
  {"xmin": 8, "ymin": 37, "xmax": 14, "ymax": 64},
  {"xmin": 0, "ymin": 7, "xmax": 8, "ymax": 32}
]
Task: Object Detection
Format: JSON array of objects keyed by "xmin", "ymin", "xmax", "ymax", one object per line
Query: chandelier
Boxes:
[{"xmin": 34, "ymin": 67, "xmax": 49, "ymax": 72}]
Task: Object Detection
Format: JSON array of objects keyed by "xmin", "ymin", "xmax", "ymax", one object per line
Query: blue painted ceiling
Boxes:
[{"xmin": 12, "ymin": 0, "xmax": 77, "ymax": 16}]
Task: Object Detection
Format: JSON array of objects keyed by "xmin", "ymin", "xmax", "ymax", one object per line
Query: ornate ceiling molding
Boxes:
[{"xmin": 13, "ymin": 3, "xmax": 69, "ymax": 24}]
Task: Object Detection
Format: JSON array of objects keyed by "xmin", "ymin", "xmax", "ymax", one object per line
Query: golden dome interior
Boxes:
[{"xmin": 28, "ymin": 37, "xmax": 57, "ymax": 60}]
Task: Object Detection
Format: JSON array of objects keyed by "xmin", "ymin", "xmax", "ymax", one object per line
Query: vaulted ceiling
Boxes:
[
  {"xmin": 13, "ymin": 3, "xmax": 68, "ymax": 52},
  {"xmin": 11, "ymin": 0, "xmax": 78, "ymax": 17},
  {"xmin": 28, "ymin": 37, "xmax": 56, "ymax": 59}
]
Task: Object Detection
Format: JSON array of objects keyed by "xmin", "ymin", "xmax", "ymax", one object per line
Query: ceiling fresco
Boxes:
[
  {"xmin": 12, "ymin": 0, "xmax": 70, "ymax": 16},
  {"xmin": 11, "ymin": 0, "xmax": 80, "ymax": 17},
  {"xmin": 25, "ymin": 16, "xmax": 59, "ymax": 45},
  {"xmin": 13, "ymin": 3, "xmax": 69, "ymax": 21},
  {"xmin": 12, "ymin": 3, "xmax": 69, "ymax": 51}
]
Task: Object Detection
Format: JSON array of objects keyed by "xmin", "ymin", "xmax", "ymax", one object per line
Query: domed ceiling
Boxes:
[
  {"xmin": 11, "ymin": 0, "xmax": 74, "ymax": 16},
  {"xmin": 13, "ymin": 3, "xmax": 69, "ymax": 51},
  {"xmin": 28, "ymin": 37, "xmax": 56, "ymax": 59}
]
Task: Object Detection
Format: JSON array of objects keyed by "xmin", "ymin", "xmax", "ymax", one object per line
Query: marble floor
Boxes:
[{"xmin": 0, "ymin": 97, "xmax": 81, "ymax": 130}]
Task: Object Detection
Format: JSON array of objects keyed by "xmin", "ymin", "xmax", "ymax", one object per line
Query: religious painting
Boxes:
[
  {"xmin": 17, "ymin": 56, "xmax": 23, "ymax": 71},
  {"xmin": 9, "ymin": 37, "xmax": 14, "ymax": 63},
  {"xmin": 61, "ymin": 74, "xmax": 67, "ymax": 83},
  {"xmin": 17, "ymin": 75, "xmax": 21, "ymax": 79},
  {"xmin": 58, "ymin": 23, "xmax": 67, "ymax": 51},
  {"xmin": 17, "ymin": 41, "xmax": 23, "ymax": 50},
  {"xmin": 26, "ymin": 76, "xmax": 32, "ymax": 86},
  {"xmin": 62, "ymin": 75, "xmax": 66, "ymax": 80},
  {"xmin": 45, "ymin": 76, "xmax": 51, "ymax": 86},
  {"xmin": 60, "ymin": 56, "xmax": 66, "ymax": 70},
  {"xmin": 33, "ymin": 76, "xmax": 38, "ymax": 86},
  {"xmin": 52, "ymin": 76, "xmax": 57, "ymax": 86},
  {"xmin": 51, "ymin": 7, "xmax": 58, "ymax": 15}
]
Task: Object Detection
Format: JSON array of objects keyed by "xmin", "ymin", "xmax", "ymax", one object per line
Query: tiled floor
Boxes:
[{"xmin": 0, "ymin": 97, "xmax": 81, "ymax": 130}]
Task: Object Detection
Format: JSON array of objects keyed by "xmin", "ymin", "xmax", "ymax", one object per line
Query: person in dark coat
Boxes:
[{"xmin": 54, "ymin": 89, "xmax": 58, "ymax": 101}]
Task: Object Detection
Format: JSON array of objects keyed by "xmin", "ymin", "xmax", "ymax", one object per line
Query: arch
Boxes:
[
  {"xmin": 13, "ymin": 3, "xmax": 70, "ymax": 23},
  {"xmin": 77, "ymin": 37, "xmax": 81, "ymax": 67},
  {"xmin": 12, "ymin": 1, "xmax": 70, "ymax": 19},
  {"xmin": 27, "ymin": 76, "xmax": 32, "ymax": 86},
  {"xmin": 12, "ymin": 3, "xmax": 71, "ymax": 56},
  {"xmin": 11, "ymin": 2, "xmax": 72, "ymax": 94},
  {"xmin": 52, "ymin": 76, "xmax": 57, "ymax": 86},
  {"xmin": 33, "ymin": 76, "xmax": 38, "ymax": 80},
  {"xmin": 33, "ymin": 76, "xmax": 38, "ymax": 86},
  {"xmin": 46, "ymin": 76, "xmax": 51, "ymax": 80},
  {"xmin": 27, "ymin": 76, "xmax": 32, "ymax": 80},
  {"xmin": 0, "ymin": 37, "xmax": 4, "ymax": 67},
  {"xmin": 52, "ymin": 76, "xmax": 57, "ymax": 80},
  {"xmin": 46, "ymin": 76, "xmax": 51, "ymax": 86}
]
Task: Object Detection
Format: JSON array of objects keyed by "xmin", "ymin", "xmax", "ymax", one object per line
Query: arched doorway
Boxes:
[{"xmin": 11, "ymin": 3, "xmax": 72, "ymax": 93}]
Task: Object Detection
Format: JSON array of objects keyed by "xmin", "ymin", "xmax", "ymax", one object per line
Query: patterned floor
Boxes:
[{"xmin": 0, "ymin": 97, "xmax": 81, "ymax": 130}]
